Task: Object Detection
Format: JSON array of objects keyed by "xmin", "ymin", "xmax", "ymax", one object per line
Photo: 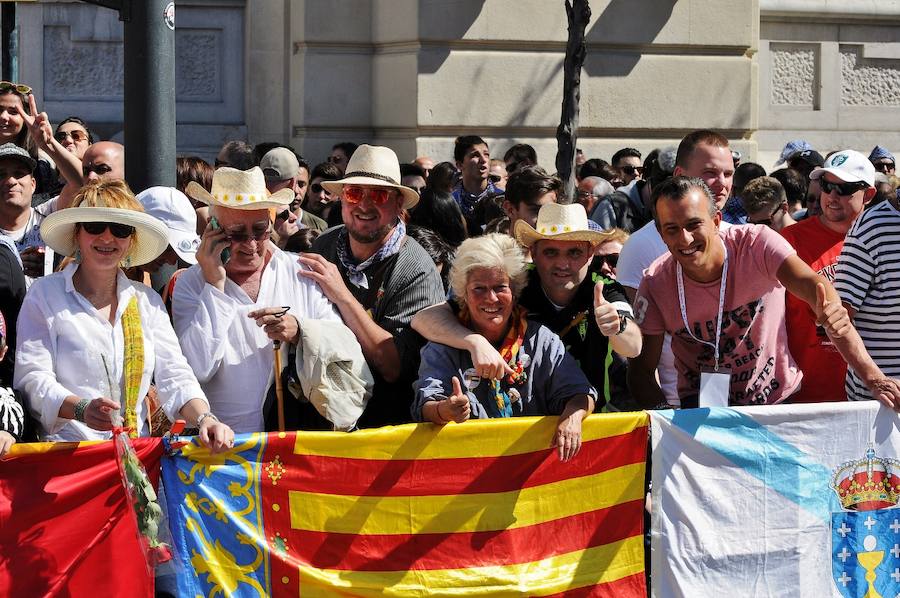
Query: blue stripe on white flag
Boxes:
[{"xmin": 658, "ymin": 407, "xmax": 839, "ymax": 522}]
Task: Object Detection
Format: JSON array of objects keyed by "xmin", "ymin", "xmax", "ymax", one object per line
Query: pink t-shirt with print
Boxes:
[{"xmin": 634, "ymin": 225, "xmax": 800, "ymax": 407}]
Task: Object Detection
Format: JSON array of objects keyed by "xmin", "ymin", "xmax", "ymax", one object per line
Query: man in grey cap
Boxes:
[
  {"xmin": 0, "ymin": 143, "xmax": 51, "ymax": 284},
  {"xmin": 260, "ymin": 147, "xmax": 327, "ymax": 239},
  {"xmin": 869, "ymin": 145, "xmax": 895, "ymax": 177}
]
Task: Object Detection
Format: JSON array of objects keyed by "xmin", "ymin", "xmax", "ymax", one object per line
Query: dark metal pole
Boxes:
[
  {"xmin": 1, "ymin": 3, "xmax": 16, "ymax": 82},
  {"xmin": 123, "ymin": 0, "xmax": 176, "ymax": 192}
]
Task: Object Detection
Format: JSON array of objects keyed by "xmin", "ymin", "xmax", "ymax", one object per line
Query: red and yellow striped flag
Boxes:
[{"xmin": 163, "ymin": 413, "xmax": 648, "ymax": 596}]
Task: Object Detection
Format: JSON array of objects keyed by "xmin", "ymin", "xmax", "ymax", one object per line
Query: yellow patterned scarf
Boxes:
[{"xmin": 121, "ymin": 296, "xmax": 144, "ymax": 438}]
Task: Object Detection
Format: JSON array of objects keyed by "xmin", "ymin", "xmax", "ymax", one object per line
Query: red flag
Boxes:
[{"xmin": 0, "ymin": 438, "xmax": 163, "ymax": 597}]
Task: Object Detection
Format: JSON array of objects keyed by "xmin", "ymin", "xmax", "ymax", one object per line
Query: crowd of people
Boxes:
[{"xmin": 1, "ymin": 79, "xmax": 900, "ymax": 470}]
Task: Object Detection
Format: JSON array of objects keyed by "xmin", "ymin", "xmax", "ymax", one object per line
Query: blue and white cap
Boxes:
[{"xmin": 775, "ymin": 140, "xmax": 813, "ymax": 166}]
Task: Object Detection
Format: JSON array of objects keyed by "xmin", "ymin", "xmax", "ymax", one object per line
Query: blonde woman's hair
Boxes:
[
  {"xmin": 601, "ymin": 227, "xmax": 629, "ymax": 246},
  {"xmin": 449, "ymin": 233, "xmax": 527, "ymax": 306},
  {"xmin": 73, "ymin": 179, "xmax": 143, "ymax": 212}
]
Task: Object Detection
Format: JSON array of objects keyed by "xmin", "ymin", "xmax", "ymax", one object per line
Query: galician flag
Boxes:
[{"xmin": 649, "ymin": 401, "xmax": 900, "ymax": 597}]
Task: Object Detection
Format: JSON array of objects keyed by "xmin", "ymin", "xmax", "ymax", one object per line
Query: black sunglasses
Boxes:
[
  {"xmin": 275, "ymin": 209, "xmax": 291, "ymax": 221},
  {"xmin": 820, "ymin": 179, "xmax": 868, "ymax": 196},
  {"xmin": 80, "ymin": 222, "xmax": 135, "ymax": 239},
  {"xmin": 620, "ymin": 165, "xmax": 644, "ymax": 176},
  {"xmin": 874, "ymin": 161, "xmax": 895, "ymax": 173},
  {"xmin": 488, "ymin": 174, "xmax": 502, "ymax": 184},
  {"xmin": 598, "ymin": 253, "xmax": 619, "ymax": 268},
  {"xmin": 310, "ymin": 183, "xmax": 332, "ymax": 195}
]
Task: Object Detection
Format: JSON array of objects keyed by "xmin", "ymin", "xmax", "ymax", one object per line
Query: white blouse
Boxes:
[{"xmin": 14, "ymin": 263, "xmax": 207, "ymax": 441}]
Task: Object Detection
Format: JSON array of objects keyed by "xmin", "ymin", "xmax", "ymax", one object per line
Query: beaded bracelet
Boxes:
[{"xmin": 73, "ymin": 398, "xmax": 90, "ymax": 422}]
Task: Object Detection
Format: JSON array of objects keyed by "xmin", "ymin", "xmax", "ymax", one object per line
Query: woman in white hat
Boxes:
[
  {"xmin": 412, "ymin": 233, "xmax": 597, "ymax": 462},
  {"xmin": 14, "ymin": 180, "xmax": 234, "ymax": 450}
]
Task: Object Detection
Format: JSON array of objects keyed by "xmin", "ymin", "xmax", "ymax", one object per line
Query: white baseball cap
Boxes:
[
  {"xmin": 810, "ymin": 150, "xmax": 875, "ymax": 188},
  {"xmin": 136, "ymin": 186, "xmax": 200, "ymax": 264}
]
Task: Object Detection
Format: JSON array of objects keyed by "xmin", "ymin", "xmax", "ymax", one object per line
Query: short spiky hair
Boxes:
[{"xmin": 675, "ymin": 130, "xmax": 730, "ymax": 169}]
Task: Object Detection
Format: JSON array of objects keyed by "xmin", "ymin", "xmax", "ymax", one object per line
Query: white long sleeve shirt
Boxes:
[
  {"xmin": 14, "ymin": 263, "xmax": 207, "ymax": 441},
  {"xmin": 172, "ymin": 245, "xmax": 342, "ymax": 433}
]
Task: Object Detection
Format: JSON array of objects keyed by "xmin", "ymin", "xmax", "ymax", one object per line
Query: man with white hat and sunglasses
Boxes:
[
  {"xmin": 175, "ymin": 166, "xmax": 347, "ymax": 433},
  {"xmin": 780, "ymin": 149, "xmax": 876, "ymax": 404},
  {"xmin": 413, "ymin": 202, "xmax": 642, "ymax": 410},
  {"xmin": 299, "ymin": 144, "xmax": 446, "ymax": 428}
]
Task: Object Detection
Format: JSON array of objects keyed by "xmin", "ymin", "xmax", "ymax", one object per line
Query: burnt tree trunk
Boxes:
[{"xmin": 555, "ymin": 0, "xmax": 591, "ymax": 204}]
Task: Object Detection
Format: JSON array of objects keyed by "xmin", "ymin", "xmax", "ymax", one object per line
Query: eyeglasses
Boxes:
[
  {"xmin": 80, "ymin": 222, "xmax": 135, "ymax": 239},
  {"xmin": 55, "ymin": 129, "xmax": 89, "ymax": 143},
  {"xmin": 598, "ymin": 253, "xmax": 619, "ymax": 268},
  {"xmin": 342, "ymin": 186, "xmax": 393, "ymax": 205},
  {"xmin": 275, "ymin": 209, "xmax": 291, "ymax": 222},
  {"xmin": 873, "ymin": 161, "xmax": 895, "ymax": 173},
  {"xmin": 620, "ymin": 165, "xmax": 644, "ymax": 176},
  {"xmin": 820, "ymin": 179, "xmax": 868, "ymax": 196},
  {"xmin": 310, "ymin": 183, "xmax": 332, "ymax": 196},
  {"xmin": 0, "ymin": 81, "xmax": 31, "ymax": 96},
  {"xmin": 749, "ymin": 205, "xmax": 783, "ymax": 227},
  {"xmin": 225, "ymin": 224, "xmax": 271, "ymax": 243},
  {"xmin": 488, "ymin": 174, "xmax": 503, "ymax": 184}
]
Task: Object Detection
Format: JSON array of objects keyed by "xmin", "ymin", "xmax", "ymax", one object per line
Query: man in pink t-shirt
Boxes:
[{"xmin": 628, "ymin": 176, "xmax": 900, "ymax": 409}]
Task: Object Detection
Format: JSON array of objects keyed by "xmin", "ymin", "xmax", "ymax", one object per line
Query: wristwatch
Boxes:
[
  {"xmin": 615, "ymin": 310, "xmax": 634, "ymax": 336},
  {"xmin": 196, "ymin": 412, "xmax": 220, "ymax": 428}
]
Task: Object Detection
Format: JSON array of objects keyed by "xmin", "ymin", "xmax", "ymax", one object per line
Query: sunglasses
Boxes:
[
  {"xmin": 225, "ymin": 225, "xmax": 271, "ymax": 243},
  {"xmin": 598, "ymin": 253, "xmax": 619, "ymax": 268},
  {"xmin": 820, "ymin": 179, "xmax": 868, "ymax": 196},
  {"xmin": 80, "ymin": 222, "xmax": 135, "ymax": 239},
  {"xmin": 488, "ymin": 174, "xmax": 503, "ymax": 184},
  {"xmin": 620, "ymin": 165, "xmax": 644, "ymax": 176},
  {"xmin": 874, "ymin": 161, "xmax": 895, "ymax": 173},
  {"xmin": 275, "ymin": 209, "xmax": 291, "ymax": 222},
  {"xmin": 310, "ymin": 183, "xmax": 332, "ymax": 195},
  {"xmin": 343, "ymin": 186, "xmax": 393, "ymax": 205},
  {"xmin": 55, "ymin": 129, "xmax": 89, "ymax": 143},
  {"xmin": 0, "ymin": 81, "xmax": 31, "ymax": 96},
  {"xmin": 749, "ymin": 205, "xmax": 783, "ymax": 227}
]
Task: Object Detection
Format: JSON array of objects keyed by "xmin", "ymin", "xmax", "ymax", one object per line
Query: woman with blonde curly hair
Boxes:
[
  {"xmin": 412, "ymin": 233, "xmax": 597, "ymax": 461},
  {"xmin": 14, "ymin": 180, "xmax": 234, "ymax": 450}
]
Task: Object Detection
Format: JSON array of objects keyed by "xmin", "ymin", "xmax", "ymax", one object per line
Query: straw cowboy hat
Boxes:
[
  {"xmin": 185, "ymin": 166, "xmax": 293, "ymax": 209},
  {"xmin": 514, "ymin": 202, "xmax": 613, "ymax": 248},
  {"xmin": 321, "ymin": 144, "xmax": 420, "ymax": 209},
  {"xmin": 40, "ymin": 205, "xmax": 170, "ymax": 267}
]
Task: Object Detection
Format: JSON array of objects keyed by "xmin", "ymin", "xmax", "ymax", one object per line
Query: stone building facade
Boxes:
[{"xmin": 15, "ymin": 0, "xmax": 900, "ymax": 168}]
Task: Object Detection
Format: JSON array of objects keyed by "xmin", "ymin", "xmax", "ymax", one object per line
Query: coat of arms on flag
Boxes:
[{"xmin": 831, "ymin": 447, "xmax": 900, "ymax": 598}]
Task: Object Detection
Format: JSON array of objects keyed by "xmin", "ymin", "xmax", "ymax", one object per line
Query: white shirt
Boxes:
[
  {"xmin": 14, "ymin": 263, "xmax": 207, "ymax": 441},
  {"xmin": 172, "ymin": 244, "xmax": 342, "ymax": 433},
  {"xmin": 617, "ymin": 220, "xmax": 733, "ymax": 406}
]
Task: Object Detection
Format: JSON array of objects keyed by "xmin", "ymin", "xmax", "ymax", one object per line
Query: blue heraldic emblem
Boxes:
[{"xmin": 832, "ymin": 448, "xmax": 900, "ymax": 598}]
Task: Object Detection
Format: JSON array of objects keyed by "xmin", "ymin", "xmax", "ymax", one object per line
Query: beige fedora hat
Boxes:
[
  {"xmin": 40, "ymin": 206, "xmax": 170, "ymax": 267},
  {"xmin": 320, "ymin": 144, "xmax": 420, "ymax": 209},
  {"xmin": 514, "ymin": 202, "xmax": 612, "ymax": 248},
  {"xmin": 185, "ymin": 166, "xmax": 293, "ymax": 210}
]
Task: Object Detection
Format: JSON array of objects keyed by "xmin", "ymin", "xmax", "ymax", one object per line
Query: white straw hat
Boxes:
[
  {"xmin": 185, "ymin": 166, "xmax": 293, "ymax": 209},
  {"xmin": 40, "ymin": 206, "xmax": 170, "ymax": 267},
  {"xmin": 320, "ymin": 144, "xmax": 420, "ymax": 209},
  {"xmin": 514, "ymin": 202, "xmax": 612, "ymax": 248}
]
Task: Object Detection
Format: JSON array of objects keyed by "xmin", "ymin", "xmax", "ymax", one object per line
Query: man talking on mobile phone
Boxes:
[{"xmin": 173, "ymin": 166, "xmax": 362, "ymax": 433}]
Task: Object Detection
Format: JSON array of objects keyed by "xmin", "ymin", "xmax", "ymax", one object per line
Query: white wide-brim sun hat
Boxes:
[
  {"xmin": 514, "ymin": 202, "xmax": 613, "ymax": 248},
  {"xmin": 320, "ymin": 144, "xmax": 420, "ymax": 210},
  {"xmin": 40, "ymin": 206, "xmax": 170, "ymax": 267},
  {"xmin": 185, "ymin": 166, "xmax": 294, "ymax": 210}
]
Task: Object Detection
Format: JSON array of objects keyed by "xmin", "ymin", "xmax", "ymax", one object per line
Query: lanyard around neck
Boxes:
[{"xmin": 676, "ymin": 241, "xmax": 728, "ymax": 371}]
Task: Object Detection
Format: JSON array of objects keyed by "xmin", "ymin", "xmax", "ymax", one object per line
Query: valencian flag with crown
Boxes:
[
  {"xmin": 650, "ymin": 401, "xmax": 900, "ymax": 597},
  {"xmin": 161, "ymin": 414, "xmax": 648, "ymax": 596}
]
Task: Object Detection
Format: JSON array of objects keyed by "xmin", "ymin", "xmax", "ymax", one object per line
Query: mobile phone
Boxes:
[{"xmin": 209, "ymin": 217, "xmax": 231, "ymax": 265}]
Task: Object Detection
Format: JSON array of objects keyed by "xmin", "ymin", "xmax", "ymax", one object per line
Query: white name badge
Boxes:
[{"xmin": 699, "ymin": 371, "xmax": 731, "ymax": 408}]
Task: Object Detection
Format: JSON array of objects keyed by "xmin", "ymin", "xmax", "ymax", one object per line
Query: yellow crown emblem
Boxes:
[{"xmin": 831, "ymin": 448, "xmax": 900, "ymax": 511}]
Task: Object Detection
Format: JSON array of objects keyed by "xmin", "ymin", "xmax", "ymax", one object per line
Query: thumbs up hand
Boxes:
[
  {"xmin": 593, "ymin": 279, "xmax": 620, "ymax": 337},
  {"xmin": 439, "ymin": 376, "xmax": 471, "ymax": 424},
  {"xmin": 815, "ymin": 281, "xmax": 852, "ymax": 339}
]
